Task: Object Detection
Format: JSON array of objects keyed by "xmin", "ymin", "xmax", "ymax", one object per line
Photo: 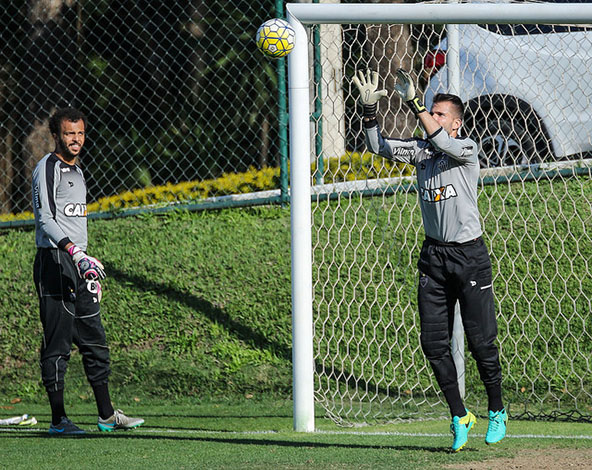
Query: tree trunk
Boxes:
[
  {"xmin": 0, "ymin": 55, "xmax": 15, "ymax": 213},
  {"xmin": 260, "ymin": 116, "xmax": 270, "ymax": 168},
  {"xmin": 10, "ymin": 0, "xmax": 76, "ymax": 212},
  {"xmin": 365, "ymin": 2, "xmax": 414, "ymax": 138},
  {"xmin": 187, "ymin": 1, "xmax": 208, "ymax": 114}
]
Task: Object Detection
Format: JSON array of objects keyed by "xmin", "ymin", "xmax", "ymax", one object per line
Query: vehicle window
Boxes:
[
  {"xmin": 478, "ymin": 0, "xmax": 592, "ymax": 35},
  {"xmin": 478, "ymin": 23, "xmax": 592, "ymax": 35}
]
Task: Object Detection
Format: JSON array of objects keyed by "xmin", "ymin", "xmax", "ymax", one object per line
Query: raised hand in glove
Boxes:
[
  {"xmin": 352, "ymin": 69, "xmax": 388, "ymax": 119},
  {"xmin": 394, "ymin": 69, "xmax": 427, "ymax": 116},
  {"xmin": 68, "ymin": 245, "xmax": 106, "ymax": 280}
]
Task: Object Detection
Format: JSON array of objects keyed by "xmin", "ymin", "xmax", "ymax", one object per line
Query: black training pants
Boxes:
[
  {"xmin": 417, "ymin": 237, "xmax": 502, "ymax": 396},
  {"xmin": 33, "ymin": 248, "xmax": 110, "ymax": 392}
]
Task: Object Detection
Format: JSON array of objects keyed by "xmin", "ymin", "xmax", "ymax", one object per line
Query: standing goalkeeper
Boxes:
[
  {"xmin": 353, "ymin": 70, "xmax": 507, "ymax": 452},
  {"xmin": 32, "ymin": 107, "xmax": 143, "ymax": 435}
]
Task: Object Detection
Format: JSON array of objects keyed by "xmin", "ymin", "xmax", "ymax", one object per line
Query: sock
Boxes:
[
  {"xmin": 443, "ymin": 386, "xmax": 466, "ymax": 418},
  {"xmin": 485, "ymin": 383, "xmax": 504, "ymax": 412},
  {"xmin": 92, "ymin": 382, "xmax": 115, "ymax": 420},
  {"xmin": 47, "ymin": 389, "xmax": 66, "ymax": 425}
]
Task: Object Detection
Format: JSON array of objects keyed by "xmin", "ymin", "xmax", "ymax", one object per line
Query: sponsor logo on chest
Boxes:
[
  {"xmin": 64, "ymin": 203, "xmax": 87, "ymax": 217},
  {"xmin": 420, "ymin": 184, "xmax": 458, "ymax": 202}
]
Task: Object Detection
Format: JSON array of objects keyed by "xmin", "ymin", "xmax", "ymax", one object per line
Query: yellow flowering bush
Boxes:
[
  {"xmin": 0, "ymin": 152, "xmax": 413, "ymax": 222},
  {"xmin": 86, "ymin": 165, "xmax": 281, "ymax": 213},
  {"xmin": 315, "ymin": 151, "xmax": 413, "ymax": 183},
  {"xmin": 0, "ymin": 210, "xmax": 35, "ymax": 222}
]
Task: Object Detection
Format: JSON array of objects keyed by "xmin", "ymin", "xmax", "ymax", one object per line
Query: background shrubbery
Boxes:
[{"xmin": 0, "ymin": 152, "xmax": 412, "ymax": 222}]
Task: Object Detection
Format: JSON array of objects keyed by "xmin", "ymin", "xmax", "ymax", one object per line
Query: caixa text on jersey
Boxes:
[
  {"xmin": 63, "ymin": 203, "xmax": 87, "ymax": 217},
  {"xmin": 420, "ymin": 184, "xmax": 458, "ymax": 203}
]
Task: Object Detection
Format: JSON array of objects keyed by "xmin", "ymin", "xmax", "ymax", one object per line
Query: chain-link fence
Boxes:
[{"xmin": 0, "ymin": 0, "xmax": 289, "ymax": 222}]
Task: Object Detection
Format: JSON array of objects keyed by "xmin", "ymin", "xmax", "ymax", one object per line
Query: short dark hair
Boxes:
[
  {"xmin": 432, "ymin": 93, "xmax": 464, "ymax": 120},
  {"xmin": 48, "ymin": 107, "xmax": 87, "ymax": 136}
]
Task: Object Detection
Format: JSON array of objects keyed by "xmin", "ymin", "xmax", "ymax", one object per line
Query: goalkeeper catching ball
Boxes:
[{"xmin": 353, "ymin": 69, "xmax": 507, "ymax": 452}]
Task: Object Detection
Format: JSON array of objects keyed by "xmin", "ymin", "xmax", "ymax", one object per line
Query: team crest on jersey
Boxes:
[
  {"xmin": 64, "ymin": 203, "xmax": 87, "ymax": 217},
  {"xmin": 420, "ymin": 184, "xmax": 458, "ymax": 202}
]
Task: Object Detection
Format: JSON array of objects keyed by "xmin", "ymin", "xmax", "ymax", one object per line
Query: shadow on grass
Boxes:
[
  {"xmin": 107, "ymin": 266, "xmax": 292, "ymax": 360},
  {"xmin": 106, "ymin": 266, "xmax": 400, "ymax": 399},
  {"xmin": 0, "ymin": 430, "xmax": 452, "ymax": 453}
]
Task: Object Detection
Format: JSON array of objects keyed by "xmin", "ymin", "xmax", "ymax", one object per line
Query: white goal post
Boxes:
[{"xmin": 287, "ymin": 2, "xmax": 592, "ymax": 432}]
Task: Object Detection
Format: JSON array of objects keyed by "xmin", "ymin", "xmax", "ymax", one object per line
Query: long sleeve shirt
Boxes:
[
  {"xmin": 365, "ymin": 125, "xmax": 481, "ymax": 243},
  {"xmin": 32, "ymin": 153, "xmax": 88, "ymax": 250}
]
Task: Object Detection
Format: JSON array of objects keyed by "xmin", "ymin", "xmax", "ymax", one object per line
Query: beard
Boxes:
[{"xmin": 56, "ymin": 137, "xmax": 80, "ymax": 162}]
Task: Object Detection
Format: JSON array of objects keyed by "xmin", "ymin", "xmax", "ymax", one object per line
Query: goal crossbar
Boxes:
[{"xmin": 287, "ymin": 3, "xmax": 592, "ymax": 25}]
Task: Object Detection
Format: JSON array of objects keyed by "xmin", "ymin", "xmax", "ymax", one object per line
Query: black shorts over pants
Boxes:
[
  {"xmin": 33, "ymin": 248, "xmax": 111, "ymax": 392},
  {"xmin": 417, "ymin": 237, "xmax": 502, "ymax": 395}
]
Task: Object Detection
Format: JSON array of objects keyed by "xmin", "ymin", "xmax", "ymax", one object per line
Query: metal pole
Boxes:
[
  {"xmin": 286, "ymin": 3, "xmax": 592, "ymax": 24},
  {"xmin": 287, "ymin": 9, "xmax": 315, "ymax": 433},
  {"xmin": 277, "ymin": 0, "xmax": 290, "ymax": 205},
  {"xmin": 446, "ymin": 16, "xmax": 465, "ymax": 399},
  {"xmin": 313, "ymin": 18, "xmax": 324, "ymax": 185}
]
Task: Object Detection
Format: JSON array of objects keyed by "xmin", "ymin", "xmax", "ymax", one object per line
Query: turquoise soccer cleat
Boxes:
[
  {"xmin": 98, "ymin": 409, "xmax": 144, "ymax": 432},
  {"xmin": 450, "ymin": 410, "xmax": 476, "ymax": 452},
  {"xmin": 485, "ymin": 408, "xmax": 508, "ymax": 445}
]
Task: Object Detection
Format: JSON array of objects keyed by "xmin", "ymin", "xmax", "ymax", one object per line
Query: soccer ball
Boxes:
[{"xmin": 256, "ymin": 18, "xmax": 295, "ymax": 59}]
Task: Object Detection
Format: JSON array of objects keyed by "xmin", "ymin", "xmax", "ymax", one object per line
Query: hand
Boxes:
[
  {"xmin": 86, "ymin": 280, "xmax": 103, "ymax": 303},
  {"xmin": 68, "ymin": 245, "xmax": 106, "ymax": 280},
  {"xmin": 352, "ymin": 69, "xmax": 388, "ymax": 118},
  {"xmin": 394, "ymin": 69, "xmax": 426, "ymax": 116}
]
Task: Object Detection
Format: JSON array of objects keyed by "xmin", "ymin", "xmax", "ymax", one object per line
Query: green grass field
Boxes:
[
  {"xmin": 1, "ymin": 398, "xmax": 591, "ymax": 469},
  {"xmin": 0, "ymin": 176, "xmax": 590, "ymax": 468}
]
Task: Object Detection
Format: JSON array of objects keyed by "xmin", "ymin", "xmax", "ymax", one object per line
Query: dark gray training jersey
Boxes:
[
  {"xmin": 365, "ymin": 125, "xmax": 481, "ymax": 243},
  {"xmin": 32, "ymin": 153, "xmax": 88, "ymax": 251}
]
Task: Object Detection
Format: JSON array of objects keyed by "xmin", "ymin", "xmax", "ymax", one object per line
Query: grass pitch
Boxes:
[{"xmin": 1, "ymin": 399, "xmax": 591, "ymax": 470}]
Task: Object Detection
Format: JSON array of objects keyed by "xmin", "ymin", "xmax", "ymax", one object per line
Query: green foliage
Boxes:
[
  {"xmin": 1, "ymin": 151, "xmax": 407, "ymax": 220},
  {"xmin": 2, "ymin": 1, "xmax": 287, "ymax": 213},
  {"xmin": 316, "ymin": 151, "xmax": 414, "ymax": 182}
]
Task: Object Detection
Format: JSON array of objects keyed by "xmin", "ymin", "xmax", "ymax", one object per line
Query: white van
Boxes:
[{"xmin": 423, "ymin": 1, "xmax": 592, "ymax": 167}]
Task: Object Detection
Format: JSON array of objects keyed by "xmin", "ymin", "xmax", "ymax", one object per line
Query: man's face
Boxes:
[
  {"xmin": 55, "ymin": 119, "xmax": 85, "ymax": 162},
  {"xmin": 430, "ymin": 101, "xmax": 462, "ymax": 137}
]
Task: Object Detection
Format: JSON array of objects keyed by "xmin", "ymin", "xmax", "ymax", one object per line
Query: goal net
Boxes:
[{"xmin": 287, "ymin": 1, "xmax": 592, "ymax": 429}]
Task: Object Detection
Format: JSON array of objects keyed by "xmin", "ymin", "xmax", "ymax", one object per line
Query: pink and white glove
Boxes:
[{"xmin": 67, "ymin": 245, "xmax": 106, "ymax": 280}]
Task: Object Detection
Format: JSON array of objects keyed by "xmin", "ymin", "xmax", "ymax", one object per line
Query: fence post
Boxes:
[
  {"xmin": 277, "ymin": 0, "xmax": 290, "ymax": 205},
  {"xmin": 446, "ymin": 16, "xmax": 466, "ymax": 399}
]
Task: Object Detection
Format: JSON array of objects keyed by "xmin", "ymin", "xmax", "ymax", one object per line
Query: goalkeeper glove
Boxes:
[
  {"xmin": 394, "ymin": 69, "xmax": 427, "ymax": 116},
  {"xmin": 352, "ymin": 69, "xmax": 388, "ymax": 119},
  {"xmin": 67, "ymin": 245, "xmax": 106, "ymax": 281},
  {"xmin": 87, "ymin": 280, "xmax": 103, "ymax": 303}
]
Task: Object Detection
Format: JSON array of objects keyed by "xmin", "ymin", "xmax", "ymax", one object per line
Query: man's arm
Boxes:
[
  {"xmin": 393, "ymin": 69, "xmax": 440, "ymax": 135},
  {"xmin": 428, "ymin": 128, "xmax": 478, "ymax": 164},
  {"xmin": 394, "ymin": 69, "xmax": 477, "ymax": 164},
  {"xmin": 32, "ymin": 159, "xmax": 72, "ymax": 250},
  {"xmin": 353, "ymin": 69, "xmax": 418, "ymax": 164},
  {"xmin": 416, "ymin": 110, "xmax": 440, "ymax": 136},
  {"xmin": 364, "ymin": 123, "xmax": 417, "ymax": 164}
]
